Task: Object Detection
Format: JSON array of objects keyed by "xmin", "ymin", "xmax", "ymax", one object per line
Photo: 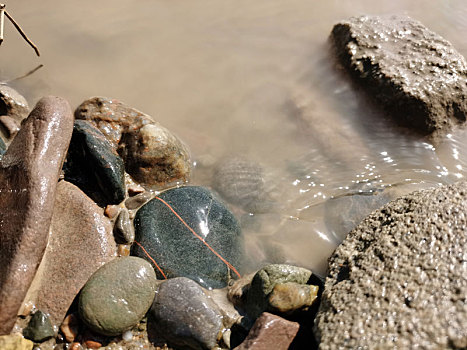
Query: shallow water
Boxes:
[{"xmin": 2, "ymin": 0, "xmax": 467, "ymax": 276}]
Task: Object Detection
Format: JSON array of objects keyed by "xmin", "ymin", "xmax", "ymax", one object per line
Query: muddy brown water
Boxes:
[{"xmin": 2, "ymin": 0, "xmax": 467, "ymax": 276}]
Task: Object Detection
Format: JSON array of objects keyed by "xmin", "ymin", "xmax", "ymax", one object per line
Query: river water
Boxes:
[{"xmin": 2, "ymin": 0, "xmax": 467, "ymax": 276}]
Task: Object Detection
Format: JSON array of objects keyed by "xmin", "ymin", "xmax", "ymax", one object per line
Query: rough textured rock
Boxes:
[
  {"xmin": 63, "ymin": 120, "xmax": 126, "ymax": 205},
  {"xmin": 119, "ymin": 123, "xmax": 191, "ymax": 188},
  {"xmin": 315, "ymin": 181, "xmax": 467, "ymax": 349},
  {"xmin": 22, "ymin": 310, "xmax": 54, "ymax": 342},
  {"xmin": 0, "ymin": 334, "xmax": 33, "ymax": 350},
  {"xmin": 132, "ymin": 186, "xmax": 244, "ymax": 289},
  {"xmin": 149, "ymin": 277, "xmax": 224, "ymax": 350},
  {"xmin": 0, "ymin": 96, "xmax": 73, "ymax": 335},
  {"xmin": 20, "ymin": 181, "xmax": 117, "ymax": 328},
  {"xmin": 74, "ymin": 97, "xmax": 154, "ymax": 147},
  {"xmin": 234, "ymin": 312, "xmax": 299, "ymax": 350},
  {"xmin": 212, "ymin": 157, "xmax": 276, "ymax": 213},
  {"xmin": 331, "ymin": 15, "xmax": 467, "ymax": 136},
  {"xmin": 0, "ymin": 85, "xmax": 29, "ymax": 122},
  {"xmin": 245, "ymin": 264, "xmax": 312, "ymax": 319},
  {"xmin": 79, "ymin": 257, "xmax": 157, "ymax": 336}
]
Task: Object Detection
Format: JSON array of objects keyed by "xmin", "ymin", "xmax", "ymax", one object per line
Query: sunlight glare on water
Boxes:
[{"xmin": 2, "ymin": 0, "xmax": 467, "ymax": 276}]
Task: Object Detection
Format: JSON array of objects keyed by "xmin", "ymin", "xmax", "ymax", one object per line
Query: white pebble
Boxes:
[{"xmin": 122, "ymin": 330, "xmax": 133, "ymax": 342}]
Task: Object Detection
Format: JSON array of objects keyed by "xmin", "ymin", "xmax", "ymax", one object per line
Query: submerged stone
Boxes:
[
  {"xmin": 331, "ymin": 15, "xmax": 467, "ymax": 137},
  {"xmin": 149, "ymin": 277, "xmax": 224, "ymax": 350},
  {"xmin": 63, "ymin": 120, "xmax": 126, "ymax": 205},
  {"xmin": 22, "ymin": 310, "xmax": 54, "ymax": 342},
  {"xmin": 79, "ymin": 257, "xmax": 157, "ymax": 336},
  {"xmin": 132, "ymin": 186, "xmax": 244, "ymax": 289},
  {"xmin": 315, "ymin": 181, "xmax": 467, "ymax": 349}
]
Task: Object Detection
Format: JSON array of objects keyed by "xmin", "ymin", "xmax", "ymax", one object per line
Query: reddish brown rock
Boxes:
[
  {"xmin": 0, "ymin": 97, "xmax": 73, "ymax": 335},
  {"xmin": 234, "ymin": 312, "xmax": 299, "ymax": 350},
  {"xmin": 74, "ymin": 96, "xmax": 154, "ymax": 147},
  {"xmin": 21, "ymin": 181, "xmax": 117, "ymax": 328},
  {"xmin": 0, "ymin": 85, "xmax": 29, "ymax": 122},
  {"xmin": 0, "ymin": 115, "xmax": 20, "ymax": 139}
]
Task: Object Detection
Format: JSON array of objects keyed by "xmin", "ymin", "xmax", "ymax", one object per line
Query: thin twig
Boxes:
[
  {"xmin": 6, "ymin": 64, "xmax": 43, "ymax": 83},
  {"xmin": 4, "ymin": 8, "xmax": 40, "ymax": 56},
  {"xmin": 0, "ymin": 4, "xmax": 5, "ymax": 45}
]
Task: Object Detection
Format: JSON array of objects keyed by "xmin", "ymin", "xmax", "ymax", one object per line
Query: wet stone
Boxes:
[
  {"xmin": 132, "ymin": 186, "xmax": 244, "ymax": 289},
  {"xmin": 245, "ymin": 264, "xmax": 312, "ymax": 319},
  {"xmin": 0, "ymin": 96, "xmax": 73, "ymax": 335},
  {"xmin": 20, "ymin": 180, "xmax": 117, "ymax": 329},
  {"xmin": 149, "ymin": 277, "xmax": 224, "ymax": 350},
  {"xmin": 234, "ymin": 312, "xmax": 299, "ymax": 350},
  {"xmin": 268, "ymin": 282, "xmax": 318, "ymax": 314},
  {"xmin": 114, "ymin": 208, "xmax": 135, "ymax": 244},
  {"xmin": 0, "ymin": 85, "xmax": 29, "ymax": 122},
  {"xmin": 119, "ymin": 123, "xmax": 192, "ymax": 189},
  {"xmin": 23, "ymin": 310, "xmax": 54, "ymax": 343},
  {"xmin": 74, "ymin": 96, "xmax": 154, "ymax": 147},
  {"xmin": 315, "ymin": 181, "xmax": 467, "ymax": 349},
  {"xmin": 125, "ymin": 191, "xmax": 153, "ymax": 210},
  {"xmin": 63, "ymin": 120, "xmax": 126, "ymax": 205},
  {"xmin": 79, "ymin": 257, "xmax": 158, "ymax": 336},
  {"xmin": 331, "ymin": 15, "xmax": 467, "ymax": 137},
  {"xmin": 0, "ymin": 115, "xmax": 20, "ymax": 139}
]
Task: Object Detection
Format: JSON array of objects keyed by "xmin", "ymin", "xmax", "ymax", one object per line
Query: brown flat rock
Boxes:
[
  {"xmin": 234, "ymin": 312, "xmax": 299, "ymax": 350},
  {"xmin": 21, "ymin": 181, "xmax": 117, "ymax": 328},
  {"xmin": 0, "ymin": 97, "xmax": 73, "ymax": 335}
]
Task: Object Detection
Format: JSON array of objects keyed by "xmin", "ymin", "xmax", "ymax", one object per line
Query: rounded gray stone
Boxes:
[
  {"xmin": 149, "ymin": 277, "xmax": 223, "ymax": 350},
  {"xmin": 78, "ymin": 257, "xmax": 157, "ymax": 336},
  {"xmin": 315, "ymin": 181, "xmax": 467, "ymax": 349}
]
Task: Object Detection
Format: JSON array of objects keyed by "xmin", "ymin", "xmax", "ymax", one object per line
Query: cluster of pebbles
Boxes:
[{"xmin": 1, "ymin": 13, "xmax": 467, "ymax": 350}]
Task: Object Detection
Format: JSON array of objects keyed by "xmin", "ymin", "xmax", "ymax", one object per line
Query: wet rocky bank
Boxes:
[{"xmin": 0, "ymin": 13, "xmax": 466, "ymax": 350}]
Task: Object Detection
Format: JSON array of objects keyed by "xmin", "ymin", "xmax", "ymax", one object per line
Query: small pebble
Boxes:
[
  {"xmin": 18, "ymin": 301, "xmax": 35, "ymax": 317},
  {"xmin": 104, "ymin": 204, "xmax": 121, "ymax": 219},
  {"xmin": 122, "ymin": 330, "xmax": 133, "ymax": 342},
  {"xmin": 114, "ymin": 209, "xmax": 135, "ymax": 244},
  {"xmin": 127, "ymin": 184, "xmax": 145, "ymax": 196},
  {"xmin": 70, "ymin": 342, "xmax": 82, "ymax": 350},
  {"xmin": 124, "ymin": 192, "xmax": 152, "ymax": 210},
  {"xmin": 117, "ymin": 244, "xmax": 131, "ymax": 257},
  {"xmin": 60, "ymin": 313, "xmax": 80, "ymax": 343},
  {"xmin": 84, "ymin": 340, "xmax": 102, "ymax": 349}
]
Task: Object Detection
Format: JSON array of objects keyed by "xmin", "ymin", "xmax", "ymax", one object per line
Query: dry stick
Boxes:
[
  {"xmin": 6, "ymin": 64, "xmax": 43, "ymax": 83},
  {"xmin": 0, "ymin": 4, "xmax": 5, "ymax": 45},
  {"xmin": 4, "ymin": 8, "xmax": 40, "ymax": 56}
]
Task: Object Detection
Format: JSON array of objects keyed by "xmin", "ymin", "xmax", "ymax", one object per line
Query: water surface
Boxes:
[{"xmin": 2, "ymin": 0, "xmax": 467, "ymax": 275}]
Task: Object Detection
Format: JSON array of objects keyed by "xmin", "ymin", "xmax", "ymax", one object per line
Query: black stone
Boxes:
[
  {"xmin": 23, "ymin": 310, "xmax": 54, "ymax": 342},
  {"xmin": 132, "ymin": 186, "xmax": 244, "ymax": 289},
  {"xmin": 331, "ymin": 15, "xmax": 467, "ymax": 137},
  {"xmin": 63, "ymin": 120, "xmax": 126, "ymax": 205}
]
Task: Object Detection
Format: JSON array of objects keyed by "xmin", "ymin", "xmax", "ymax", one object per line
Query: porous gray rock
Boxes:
[
  {"xmin": 79, "ymin": 257, "xmax": 158, "ymax": 336},
  {"xmin": 315, "ymin": 181, "xmax": 467, "ymax": 349},
  {"xmin": 20, "ymin": 181, "xmax": 117, "ymax": 328},
  {"xmin": 0, "ymin": 96, "xmax": 73, "ymax": 335},
  {"xmin": 331, "ymin": 15, "xmax": 467, "ymax": 137},
  {"xmin": 149, "ymin": 277, "xmax": 224, "ymax": 350},
  {"xmin": 22, "ymin": 310, "xmax": 54, "ymax": 343}
]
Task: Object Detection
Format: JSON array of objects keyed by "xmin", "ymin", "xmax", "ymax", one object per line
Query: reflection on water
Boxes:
[{"xmin": 2, "ymin": 0, "xmax": 467, "ymax": 276}]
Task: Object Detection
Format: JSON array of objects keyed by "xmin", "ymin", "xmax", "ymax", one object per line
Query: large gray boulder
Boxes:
[
  {"xmin": 331, "ymin": 15, "xmax": 467, "ymax": 138},
  {"xmin": 315, "ymin": 181, "xmax": 467, "ymax": 349}
]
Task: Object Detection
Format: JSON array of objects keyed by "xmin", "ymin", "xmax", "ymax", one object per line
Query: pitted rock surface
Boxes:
[
  {"xmin": 331, "ymin": 15, "xmax": 467, "ymax": 137},
  {"xmin": 315, "ymin": 181, "xmax": 467, "ymax": 349},
  {"xmin": 21, "ymin": 181, "xmax": 117, "ymax": 328},
  {"xmin": 0, "ymin": 97, "xmax": 73, "ymax": 335}
]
